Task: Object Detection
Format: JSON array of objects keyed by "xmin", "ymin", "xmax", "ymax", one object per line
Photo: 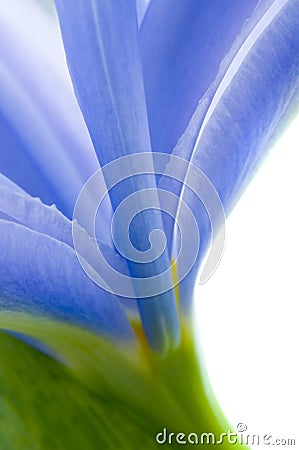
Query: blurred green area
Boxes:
[
  {"xmin": 0, "ymin": 316, "xmax": 162, "ymax": 449},
  {"xmin": 0, "ymin": 313, "xmax": 249, "ymax": 449},
  {"xmin": 0, "ymin": 333, "xmax": 155, "ymax": 449}
]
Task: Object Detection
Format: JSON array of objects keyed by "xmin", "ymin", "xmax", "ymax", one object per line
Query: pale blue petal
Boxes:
[
  {"xmin": 54, "ymin": 0, "xmax": 151, "ymax": 163},
  {"xmin": 0, "ymin": 173, "xmax": 28, "ymax": 195},
  {"xmin": 0, "ymin": 0, "xmax": 100, "ymax": 217},
  {"xmin": 0, "ymin": 175, "xmax": 130, "ymax": 278},
  {"xmin": 0, "ymin": 115, "xmax": 57, "ymax": 207},
  {"xmin": 163, "ymin": 0, "xmax": 299, "ymax": 305},
  {"xmin": 0, "ymin": 219, "xmax": 134, "ymax": 341},
  {"xmin": 0, "ymin": 179, "xmax": 73, "ymax": 246},
  {"xmin": 136, "ymin": 0, "xmax": 150, "ymax": 26},
  {"xmin": 0, "ymin": 174, "xmax": 139, "ymax": 315},
  {"xmin": 141, "ymin": 0, "xmax": 260, "ymax": 153},
  {"xmin": 54, "ymin": 0, "xmax": 180, "ymax": 351}
]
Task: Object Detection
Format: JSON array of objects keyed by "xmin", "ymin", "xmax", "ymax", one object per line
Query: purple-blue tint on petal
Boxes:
[
  {"xmin": 54, "ymin": 0, "xmax": 180, "ymax": 352},
  {"xmin": 0, "ymin": 0, "xmax": 100, "ymax": 217},
  {"xmin": 54, "ymin": 0, "xmax": 151, "ymax": 164},
  {"xmin": 0, "ymin": 219, "xmax": 135, "ymax": 341},
  {"xmin": 0, "ymin": 173, "xmax": 139, "ymax": 319},
  {"xmin": 0, "ymin": 174, "xmax": 115, "ymax": 248},
  {"xmin": 0, "ymin": 179, "xmax": 73, "ymax": 246},
  {"xmin": 136, "ymin": 0, "xmax": 150, "ymax": 26},
  {"xmin": 0, "ymin": 175, "xmax": 132, "ymax": 282},
  {"xmin": 0, "ymin": 115, "xmax": 59, "ymax": 207},
  {"xmin": 0, "ymin": 173, "xmax": 28, "ymax": 195},
  {"xmin": 165, "ymin": 0, "xmax": 299, "ymax": 307},
  {"xmin": 141, "ymin": 0, "xmax": 260, "ymax": 153}
]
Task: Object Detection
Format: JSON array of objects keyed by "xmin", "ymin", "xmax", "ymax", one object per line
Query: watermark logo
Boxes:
[
  {"xmin": 236, "ymin": 423, "xmax": 248, "ymax": 433},
  {"xmin": 72, "ymin": 152, "xmax": 225, "ymax": 298},
  {"xmin": 155, "ymin": 425, "xmax": 296, "ymax": 446}
]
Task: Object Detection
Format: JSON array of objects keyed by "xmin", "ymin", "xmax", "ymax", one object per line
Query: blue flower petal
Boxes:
[
  {"xmin": 0, "ymin": 0, "xmax": 99, "ymax": 217},
  {"xmin": 54, "ymin": 0, "xmax": 151, "ymax": 163},
  {"xmin": 141, "ymin": 0, "xmax": 260, "ymax": 153},
  {"xmin": 0, "ymin": 174, "xmax": 139, "ymax": 318},
  {"xmin": 0, "ymin": 178, "xmax": 73, "ymax": 246},
  {"xmin": 163, "ymin": 0, "xmax": 299, "ymax": 305},
  {"xmin": 0, "ymin": 174, "xmax": 131, "ymax": 277},
  {"xmin": 0, "ymin": 114, "xmax": 58, "ymax": 208},
  {"xmin": 136, "ymin": 0, "xmax": 149, "ymax": 26},
  {"xmin": 54, "ymin": 0, "xmax": 180, "ymax": 352},
  {"xmin": 0, "ymin": 219, "xmax": 134, "ymax": 341},
  {"xmin": 0, "ymin": 175, "xmax": 153, "ymax": 340},
  {"xmin": 0, "ymin": 173, "xmax": 28, "ymax": 195}
]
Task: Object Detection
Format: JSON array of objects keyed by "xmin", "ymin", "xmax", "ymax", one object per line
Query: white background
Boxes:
[{"xmin": 195, "ymin": 113, "xmax": 299, "ymax": 448}]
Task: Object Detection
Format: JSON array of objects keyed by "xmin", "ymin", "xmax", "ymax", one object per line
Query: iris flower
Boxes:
[{"xmin": 0, "ymin": 0, "xmax": 298, "ymax": 448}]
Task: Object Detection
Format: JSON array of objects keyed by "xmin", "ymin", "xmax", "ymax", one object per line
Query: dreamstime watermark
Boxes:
[
  {"xmin": 155, "ymin": 424, "xmax": 296, "ymax": 446},
  {"xmin": 72, "ymin": 152, "xmax": 226, "ymax": 298}
]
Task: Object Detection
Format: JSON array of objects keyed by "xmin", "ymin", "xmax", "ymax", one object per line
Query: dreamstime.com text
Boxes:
[{"xmin": 155, "ymin": 424, "xmax": 296, "ymax": 446}]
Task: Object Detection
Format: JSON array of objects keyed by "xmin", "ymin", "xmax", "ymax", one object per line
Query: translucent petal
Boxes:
[
  {"xmin": 0, "ymin": 219, "xmax": 134, "ymax": 341},
  {"xmin": 136, "ymin": 0, "xmax": 150, "ymax": 26},
  {"xmin": 54, "ymin": 0, "xmax": 180, "ymax": 351},
  {"xmin": 0, "ymin": 174, "xmax": 138, "ymax": 319},
  {"xmin": 163, "ymin": 0, "xmax": 299, "ymax": 304},
  {"xmin": 0, "ymin": 0, "xmax": 100, "ymax": 217},
  {"xmin": 141, "ymin": 0, "xmax": 260, "ymax": 153},
  {"xmin": 0, "ymin": 175, "xmax": 129, "ymax": 280}
]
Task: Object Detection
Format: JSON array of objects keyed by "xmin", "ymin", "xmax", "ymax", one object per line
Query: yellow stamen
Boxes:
[{"xmin": 171, "ymin": 258, "xmax": 180, "ymax": 311}]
